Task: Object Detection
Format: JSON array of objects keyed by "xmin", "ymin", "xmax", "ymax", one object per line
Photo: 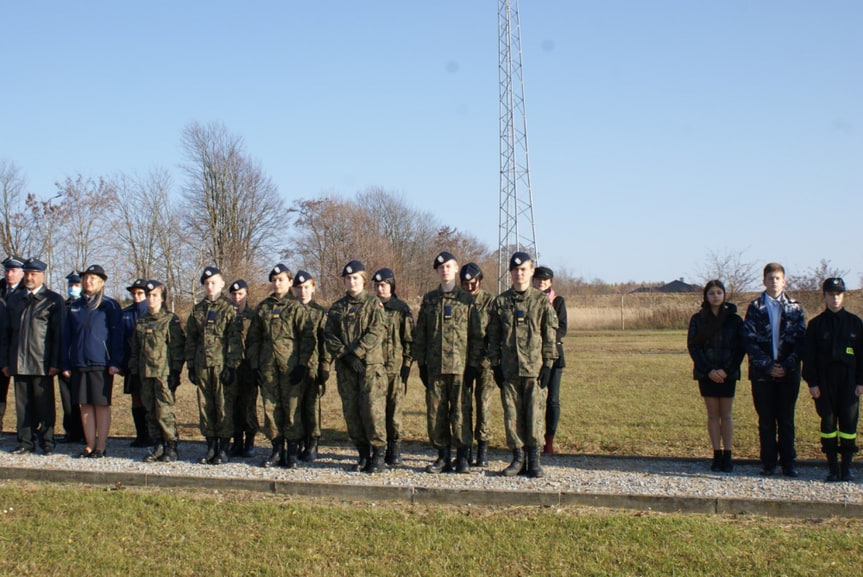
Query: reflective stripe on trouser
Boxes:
[
  {"xmin": 301, "ymin": 374, "xmax": 322, "ymax": 438},
  {"xmin": 336, "ymin": 364, "xmax": 386, "ymax": 448},
  {"xmin": 196, "ymin": 367, "xmax": 235, "ymax": 438},
  {"xmin": 385, "ymin": 373, "xmax": 404, "ymax": 442},
  {"xmin": 500, "ymin": 376, "xmax": 547, "ymax": 450},
  {"xmin": 259, "ymin": 367, "xmax": 304, "ymax": 442},
  {"xmin": 426, "ymin": 372, "xmax": 472, "ymax": 450},
  {"xmin": 140, "ymin": 377, "xmax": 178, "ymax": 442}
]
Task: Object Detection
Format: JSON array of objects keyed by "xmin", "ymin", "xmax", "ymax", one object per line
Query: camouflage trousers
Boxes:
[
  {"xmin": 336, "ymin": 363, "xmax": 386, "ymax": 449},
  {"xmin": 301, "ymin": 372, "xmax": 323, "ymax": 439},
  {"xmin": 385, "ymin": 372, "xmax": 405, "ymax": 442},
  {"xmin": 196, "ymin": 366, "xmax": 235, "ymax": 438},
  {"xmin": 500, "ymin": 376, "xmax": 547, "ymax": 450},
  {"xmin": 426, "ymin": 372, "xmax": 473, "ymax": 450},
  {"xmin": 473, "ymin": 365, "xmax": 496, "ymax": 443},
  {"xmin": 231, "ymin": 361, "xmax": 258, "ymax": 435},
  {"xmin": 140, "ymin": 376, "xmax": 178, "ymax": 442},
  {"xmin": 259, "ymin": 365, "xmax": 304, "ymax": 442}
]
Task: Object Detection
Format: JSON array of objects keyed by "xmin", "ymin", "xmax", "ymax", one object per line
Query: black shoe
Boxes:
[
  {"xmin": 77, "ymin": 448, "xmax": 94, "ymax": 458},
  {"xmin": 89, "ymin": 450, "xmax": 106, "ymax": 459},
  {"xmin": 760, "ymin": 465, "xmax": 776, "ymax": 476},
  {"xmin": 781, "ymin": 466, "xmax": 799, "ymax": 478},
  {"xmin": 710, "ymin": 449, "xmax": 722, "ymax": 472},
  {"xmin": 42, "ymin": 448, "xmax": 54, "ymax": 456},
  {"xmin": 425, "ymin": 447, "xmax": 452, "ymax": 474},
  {"xmin": 10, "ymin": 446, "xmax": 33, "ymax": 455}
]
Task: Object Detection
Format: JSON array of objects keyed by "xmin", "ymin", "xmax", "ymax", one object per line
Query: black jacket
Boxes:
[
  {"xmin": 552, "ymin": 295, "xmax": 567, "ymax": 368},
  {"xmin": 1, "ymin": 285, "xmax": 66, "ymax": 376},
  {"xmin": 802, "ymin": 308, "xmax": 863, "ymax": 389},
  {"xmin": 687, "ymin": 303, "xmax": 745, "ymax": 381}
]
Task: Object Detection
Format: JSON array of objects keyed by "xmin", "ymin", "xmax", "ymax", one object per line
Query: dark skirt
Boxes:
[
  {"xmin": 71, "ymin": 366, "xmax": 115, "ymax": 406},
  {"xmin": 698, "ymin": 378, "xmax": 736, "ymax": 399}
]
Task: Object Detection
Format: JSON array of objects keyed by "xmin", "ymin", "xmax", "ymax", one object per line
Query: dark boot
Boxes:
[
  {"xmin": 298, "ymin": 436, "xmax": 311, "ymax": 461},
  {"xmin": 710, "ymin": 449, "xmax": 722, "ymax": 472},
  {"xmin": 386, "ymin": 440, "xmax": 402, "ymax": 466},
  {"xmin": 199, "ymin": 437, "xmax": 217, "ymax": 465},
  {"xmin": 426, "ymin": 447, "xmax": 452, "ymax": 474},
  {"xmin": 159, "ymin": 441, "xmax": 178, "ymax": 462},
  {"xmin": 501, "ymin": 448, "xmax": 525, "ymax": 477},
  {"xmin": 353, "ymin": 444, "xmax": 371, "ymax": 472},
  {"xmin": 211, "ymin": 438, "xmax": 230, "ymax": 465},
  {"xmin": 242, "ymin": 432, "xmax": 256, "ymax": 458},
  {"xmin": 365, "ymin": 445, "xmax": 386, "ymax": 474},
  {"xmin": 285, "ymin": 441, "xmax": 300, "ymax": 469},
  {"xmin": 826, "ymin": 452, "xmax": 841, "ymax": 483},
  {"xmin": 542, "ymin": 434, "xmax": 554, "ymax": 455},
  {"xmin": 475, "ymin": 441, "xmax": 489, "ymax": 467},
  {"xmin": 143, "ymin": 441, "xmax": 164, "ymax": 463},
  {"xmin": 302, "ymin": 437, "xmax": 319, "ymax": 463},
  {"xmin": 841, "ymin": 452, "xmax": 854, "ymax": 482},
  {"xmin": 721, "ymin": 450, "xmax": 733, "ymax": 473},
  {"xmin": 455, "ymin": 447, "xmax": 471, "ymax": 474},
  {"xmin": 262, "ymin": 438, "xmax": 285, "ymax": 468},
  {"xmin": 130, "ymin": 407, "xmax": 151, "ymax": 447},
  {"xmin": 228, "ymin": 432, "xmax": 244, "ymax": 457},
  {"xmin": 527, "ymin": 447, "xmax": 544, "ymax": 478}
]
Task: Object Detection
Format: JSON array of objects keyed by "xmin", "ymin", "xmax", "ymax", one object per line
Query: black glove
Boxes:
[
  {"xmin": 254, "ymin": 369, "xmax": 265, "ymax": 387},
  {"xmin": 399, "ymin": 365, "xmax": 411, "ymax": 386},
  {"xmin": 289, "ymin": 365, "xmax": 307, "ymax": 385},
  {"xmin": 492, "ymin": 365, "xmax": 504, "ymax": 388},
  {"xmin": 539, "ymin": 365, "xmax": 551, "ymax": 389},
  {"xmin": 418, "ymin": 364, "xmax": 429, "ymax": 389},
  {"xmin": 167, "ymin": 370, "xmax": 181, "ymax": 392},
  {"xmin": 343, "ymin": 353, "xmax": 365, "ymax": 375},
  {"xmin": 220, "ymin": 366, "xmax": 236, "ymax": 386},
  {"xmin": 187, "ymin": 367, "xmax": 197, "ymax": 386},
  {"xmin": 464, "ymin": 365, "xmax": 477, "ymax": 390}
]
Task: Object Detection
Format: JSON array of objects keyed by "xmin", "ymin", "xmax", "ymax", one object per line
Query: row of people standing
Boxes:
[{"xmin": 688, "ymin": 263, "xmax": 863, "ymax": 483}]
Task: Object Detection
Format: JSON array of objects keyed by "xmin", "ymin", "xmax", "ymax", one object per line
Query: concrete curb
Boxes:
[{"xmin": 3, "ymin": 464, "xmax": 862, "ymax": 519}]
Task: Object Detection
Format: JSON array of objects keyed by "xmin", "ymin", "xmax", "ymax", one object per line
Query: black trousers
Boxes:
[
  {"xmin": 813, "ymin": 370, "xmax": 859, "ymax": 456},
  {"xmin": 58, "ymin": 374, "xmax": 83, "ymax": 440},
  {"xmin": 14, "ymin": 375, "xmax": 56, "ymax": 451},
  {"xmin": 0, "ymin": 374, "xmax": 10, "ymax": 430},
  {"xmin": 751, "ymin": 378, "xmax": 800, "ymax": 467}
]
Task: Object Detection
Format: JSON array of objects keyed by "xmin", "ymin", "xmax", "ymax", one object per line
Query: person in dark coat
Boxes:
[
  {"xmin": 803, "ymin": 278, "xmax": 863, "ymax": 482},
  {"xmin": 532, "ymin": 266, "xmax": 567, "ymax": 455},
  {"xmin": 687, "ymin": 280, "xmax": 745, "ymax": 472},
  {"xmin": 0, "ymin": 256, "xmax": 25, "ymax": 434},
  {"xmin": 56, "ymin": 271, "xmax": 84, "ymax": 444},
  {"xmin": 121, "ymin": 279, "xmax": 150, "ymax": 447}
]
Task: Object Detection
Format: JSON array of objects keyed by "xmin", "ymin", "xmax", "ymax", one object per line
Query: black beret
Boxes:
[
  {"xmin": 268, "ymin": 263, "xmax": 291, "ymax": 281},
  {"xmin": 341, "ymin": 260, "xmax": 365, "ymax": 277},
  {"xmin": 433, "ymin": 251, "xmax": 456, "ymax": 269},
  {"xmin": 372, "ymin": 268, "xmax": 395, "ymax": 282},
  {"xmin": 200, "ymin": 266, "xmax": 222, "ymax": 284},
  {"xmin": 508, "ymin": 251, "xmax": 532, "ymax": 271},
  {"xmin": 459, "ymin": 262, "xmax": 482, "ymax": 282},
  {"xmin": 144, "ymin": 280, "xmax": 164, "ymax": 293},
  {"xmin": 293, "ymin": 270, "xmax": 314, "ymax": 286},
  {"xmin": 229, "ymin": 279, "xmax": 248, "ymax": 293}
]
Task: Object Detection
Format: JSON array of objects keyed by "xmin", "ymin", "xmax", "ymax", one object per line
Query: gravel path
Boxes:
[{"xmin": 1, "ymin": 434, "xmax": 861, "ymax": 506}]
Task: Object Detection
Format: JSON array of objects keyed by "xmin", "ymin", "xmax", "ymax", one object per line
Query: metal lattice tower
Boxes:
[{"xmin": 498, "ymin": 0, "xmax": 538, "ymax": 293}]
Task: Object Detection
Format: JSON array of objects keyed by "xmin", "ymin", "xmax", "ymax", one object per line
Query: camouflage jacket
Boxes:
[
  {"xmin": 486, "ymin": 286, "xmax": 558, "ymax": 380},
  {"xmin": 302, "ymin": 300, "xmax": 332, "ymax": 378},
  {"xmin": 184, "ymin": 296, "xmax": 241, "ymax": 370},
  {"xmin": 324, "ymin": 290, "xmax": 385, "ymax": 366},
  {"xmin": 413, "ymin": 285, "xmax": 483, "ymax": 375},
  {"xmin": 472, "ymin": 289, "xmax": 495, "ymax": 368},
  {"xmin": 380, "ymin": 296, "xmax": 414, "ymax": 376},
  {"xmin": 246, "ymin": 293, "xmax": 314, "ymax": 373},
  {"xmin": 232, "ymin": 304, "xmax": 256, "ymax": 363},
  {"xmin": 129, "ymin": 309, "xmax": 186, "ymax": 379},
  {"xmin": 742, "ymin": 291, "xmax": 806, "ymax": 381}
]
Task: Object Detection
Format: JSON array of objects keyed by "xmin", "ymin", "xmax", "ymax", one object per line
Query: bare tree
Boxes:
[
  {"xmin": 180, "ymin": 121, "xmax": 285, "ymax": 284},
  {"xmin": 0, "ymin": 160, "xmax": 46, "ymax": 259},
  {"xmin": 696, "ymin": 248, "xmax": 759, "ymax": 302},
  {"xmin": 787, "ymin": 259, "xmax": 849, "ymax": 292}
]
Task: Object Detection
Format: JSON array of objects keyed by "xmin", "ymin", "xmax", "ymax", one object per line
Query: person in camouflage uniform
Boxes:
[
  {"xmin": 486, "ymin": 252, "xmax": 558, "ymax": 478},
  {"xmin": 413, "ymin": 251, "xmax": 483, "ymax": 474},
  {"xmin": 227, "ymin": 279, "xmax": 259, "ymax": 459},
  {"xmin": 246, "ymin": 264, "xmax": 314, "ymax": 469},
  {"xmin": 460, "ymin": 262, "xmax": 496, "ymax": 468},
  {"xmin": 372, "ymin": 268, "xmax": 414, "ymax": 466},
  {"xmin": 129, "ymin": 281, "xmax": 185, "ymax": 463},
  {"xmin": 184, "ymin": 266, "xmax": 241, "ymax": 465},
  {"xmin": 324, "ymin": 260, "xmax": 388, "ymax": 474},
  {"xmin": 292, "ymin": 270, "xmax": 331, "ymax": 463}
]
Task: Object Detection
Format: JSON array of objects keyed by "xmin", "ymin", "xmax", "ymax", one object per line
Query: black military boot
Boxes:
[
  {"xmin": 228, "ymin": 432, "xmax": 244, "ymax": 457},
  {"xmin": 825, "ymin": 452, "xmax": 840, "ymax": 483},
  {"xmin": 284, "ymin": 441, "xmax": 300, "ymax": 469},
  {"xmin": 262, "ymin": 438, "xmax": 285, "ymax": 468},
  {"xmin": 455, "ymin": 447, "xmax": 471, "ymax": 474},
  {"xmin": 386, "ymin": 440, "xmax": 402, "ymax": 466},
  {"xmin": 841, "ymin": 452, "xmax": 854, "ymax": 482},
  {"xmin": 143, "ymin": 440, "xmax": 164, "ymax": 463},
  {"xmin": 501, "ymin": 448, "xmax": 524, "ymax": 477},
  {"xmin": 475, "ymin": 441, "xmax": 489, "ymax": 468},
  {"xmin": 426, "ymin": 447, "xmax": 451, "ymax": 474},
  {"xmin": 353, "ymin": 444, "xmax": 371, "ymax": 472},
  {"xmin": 160, "ymin": 441, "xmax": 178, "ymax": 462},
  {"xmin": 302, "ymin": 437, "xmax": 319, "ymax": 463},
  {"xmin": 298, "ymin": 436, "xmax": 310, "ymax": 461},
  {"xmin": 211, "ymin": 437, "xmax": 230, "ymax": 464},
  {"xmin": 242, "ymin": 432, "xmax": 256, "ymax": 458},
  {"xmin": 365, "ymin": 445, "xmax": 386, "ymax": 474},
  {"xmin": 527, "ymin": 447, "xmax": 544, "ymax": 478},
  {"xmin": 199, "ymin": 437, "xmax": 217, "ymax": 464},
  {"xmin": 710, "ymin": 449, "xmax": 722, "ymax": 472},
  {"xmin": 130, "ymin": 407, "xmax": 151, "ymax": 447},
  {"xmin": 721, "ymin": 450, "xmax": 733, "ymax": 473}
]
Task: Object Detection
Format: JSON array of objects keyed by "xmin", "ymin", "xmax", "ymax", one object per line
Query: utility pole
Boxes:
[{"xmin": 498, "ymin": 0, "xmax": 538, "ymax": 293}]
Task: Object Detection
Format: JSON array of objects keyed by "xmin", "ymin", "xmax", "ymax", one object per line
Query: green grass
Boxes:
[{"xmin": 0, "ymin": 483, "xmax": 861, "ymax": 577}]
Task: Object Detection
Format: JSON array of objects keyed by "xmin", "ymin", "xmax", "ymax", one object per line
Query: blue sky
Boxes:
[{"xmin": 2, "ymin": 2, "xmax": 860, "ymax": 287}]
